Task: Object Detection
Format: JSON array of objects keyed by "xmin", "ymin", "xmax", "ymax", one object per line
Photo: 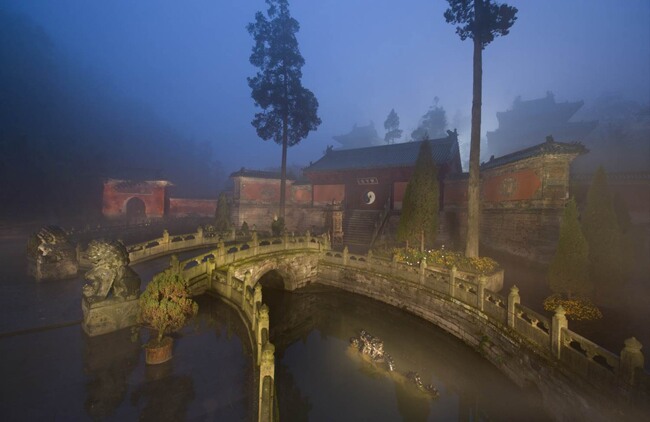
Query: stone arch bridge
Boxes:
[{"xmin": 124, "ymin": 228, "xmax": 648, "ymax": 422}]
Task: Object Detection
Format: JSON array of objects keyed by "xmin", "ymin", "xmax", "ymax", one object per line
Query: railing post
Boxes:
[
  {"xmin": 551, "ymin": 305, "xmax": 567, "ymax": 359},
  {"xmin": 477, "ymin": 275, "xmax": 486, "ymax": 311},
  {"xmin": 229, "ymin": 227, "xmax": 236, "ymax": 241},
  {"xmin": 196, "ymin": 226, "xmax": 204, "ymax": 244},
  {"xmin": 226, "ymin": 265, "xmax": 234, "ymax": 300},
  {"xmin": 251, "ymin": 230, "xmax": 259, "ymax": 255},
  {"xmin": 419, "ymin": 258, "xmax": 427, "ymax": 284},
  {"xmin": 619, "ymin": 337, "xmax": 644, "ymax": 386},
  {"xmin": 507, "ymin": 285, "xmax": 520, "ymax": 328},
  {"xmin": 449, "ymin": 266, "xmax": 457, "ymax": 297},
  {"xmin": 305, "ymin": 230, "xmax": 311, "ymax": 248},
  {"xmin": 283, "ymin": 231, "xmax": 289, "ymax": 250},
  {"xmin": 366, "ymin": 250, "xmax": 373, "ymax": 270},
  {"xmin": 343, "ymin": 246, "xmax": 349, "ymax": 266},
  {"xmin": 243, "ymin": 271, "xmax": 252, "ymax": 308},
  {"xmin": 259, "ymin": 342, "xmax": 276, "ymax": 422},
  {"xmin": 216, "ymin": 239, "xmax": 225, "ymax": 267},
  {"xmin": 162, "ymin": 229, "xmax": 169, "ymax": 244},
  {"xmin": 170, "ymin": 254, "xmax": 180, "ymax": 274}
]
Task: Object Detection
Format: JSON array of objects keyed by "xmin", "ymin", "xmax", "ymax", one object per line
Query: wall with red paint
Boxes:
[{"xmin": 168, "ymin": 198, "xmax": 217, "ymax": 218}]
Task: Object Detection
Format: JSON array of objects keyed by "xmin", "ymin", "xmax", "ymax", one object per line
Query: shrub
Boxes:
[
  {"xmin": 393, "ymin": 247, "xmax": 499, "ymax": 275},
  {"xmin": 139, "ymin": 269, "xmax": 198, "ymax": 345}
]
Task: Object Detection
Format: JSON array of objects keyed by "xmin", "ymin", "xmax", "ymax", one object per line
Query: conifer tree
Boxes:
[
  {"xmin": 397, "ymin": 140, "xmax": 439, "ymax": 251},
  {"xmin": 444, "ymin": 0, "xmax": 518, "ymax": 257},
  {"xmin": 548, "ymin": 198, "xmax": 591, "ymax": 298},
  {"xmin": 247, "ymin": 0, "xmax": 321, "ymax": 219},
  {"xmin": 581, "ymin": 166, "xmax": 623, "ymax": 299},
  {"xmin": 215, "ymin": 192, "xmax": 231, "ymax": 231},
  {"xmin": 384, "ymin": 109, "xmax": 402, "ymax": 144}
]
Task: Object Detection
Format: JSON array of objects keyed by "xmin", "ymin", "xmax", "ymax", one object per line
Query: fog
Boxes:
[{"xmin": 1, "ymin": 0, "xmax": 648, "ymax": 220}]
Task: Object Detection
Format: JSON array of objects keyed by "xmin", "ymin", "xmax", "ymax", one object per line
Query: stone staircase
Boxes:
[{"xmin": 344, "ymin": 210, "xmax": 381, "ymax": 251}]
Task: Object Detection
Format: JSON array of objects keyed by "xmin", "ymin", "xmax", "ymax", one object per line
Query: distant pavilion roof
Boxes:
[
  {"xmin": 481, "ymin": 137, "xmax": 588, "ymax": 170},
  {"xmin": 305, "ymin": 134, "xmax": 460, "ymax": 173}
]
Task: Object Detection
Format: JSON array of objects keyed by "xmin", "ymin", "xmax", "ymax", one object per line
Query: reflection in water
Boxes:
[
  {"xmin": 131, "ymin": 360, "xmax": 195, "ymax": 422},
  {"xmin": 261, "ymin": 281, "xmax": 551, "ymax": 421},
  {"xmin": 83, "ymin": 326, "xmax": 140, "ymax": 419}
]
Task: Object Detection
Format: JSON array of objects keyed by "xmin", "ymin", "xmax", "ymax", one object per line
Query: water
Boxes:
[
  {"xmin": 263, "ymin": 283, "xmax": 550, "ymax": 422},
  {"xmin": 0, "ymin": 235, "xmax": 255, "ymax": 421}
]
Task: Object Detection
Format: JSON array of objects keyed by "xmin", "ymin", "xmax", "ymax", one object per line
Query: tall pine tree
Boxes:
[
  {"xmin": 548, "ymin": 198, "xmax": 591, "ymax": 298},
  {"xmin": 444, "ymin": 0, "xmax": 517, "ymax": 257},
  {"xmin": 247, "ymin": 0, "xmax": 321, "ymax": 219},
  {"xmin": 397, "ymin": 141, "xmax": 439, "ymax": 251},
  {"xmin": 384, "ymin": 109, "xmax": 402, "ymax": 144}
]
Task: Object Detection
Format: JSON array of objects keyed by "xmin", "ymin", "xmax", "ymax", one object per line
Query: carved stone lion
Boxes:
[
  {"xmin": 27, "ymin": 226, "xmax": 78, "ymax": 280},
  {"xmin": 82, "ymin": 240, "xmax": 141, "ymax": 303}
]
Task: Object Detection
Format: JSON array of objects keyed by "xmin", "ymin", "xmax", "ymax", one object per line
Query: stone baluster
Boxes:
[
  {"xmin": 243, "ymin": 271, "xmax": 252, "ymax": 309},
  {"xmin": 366, "ymin": 250, "xmax": 373, "ymax": 270},
  {"xmin": 507, "ymin": 285, "xmax": 520, "ymax": 328},
  {"xmin": 259, "ymin": 342, "xmax": 276, "ymax": 421},
  {"xmin": 419, "ymin": 258, "xmax": 427, "ymax": 284},
  {"xmin": 305, "ymin": 230, "xmax": 311, "ymax": 247},
  {"xmin": 257, "ymin": 304, "xmax": 270, "ymax": 363},
  {"xmin": 170, "ymin": 254, "xmax": 180, "ymax": 274},
  {"xmin": 196, "ymin": 226, "xmax": 204, "ymax": 243},
  {"xmin": 216, "ymin": 239, "xmax": 226, "ymax": 266},
  {"xmin": 251, "ymin": 230, "xmax": 259, "ymax": 256},
  {"xmin": 162, "ymin": 229, "xmax": 170, "ymax": 244},
  {"xmin": 283, "ymin": 231, "xmax": 289, "ymax": 249},
  {"xmin": 551, "ymin": 305, "xmax": 568, "ymax": 359},
  {"xmin": 477, "ymin": 275, "xmax": 486, "ymax": 311},
  {"xmin": 225, "ymin": 265, "xmax": 234, "ymax": 299},
  {"xmin": 343, "ymin": 246, "xmax": 349, "ymax": 266},
  {"xmin": 206, "ymin": 256, "xmax": 215, "ymax": 279},
  {"xmin": 619, "ymin": 337, "xmax": 644, "ymax": 386},
  {"xmin": 229, "ymin": 227, "xmax": 236, "ymax": 241},
  {"xmin": 449, "ymin": 266, "xmax": 457, "ymax": 297}
]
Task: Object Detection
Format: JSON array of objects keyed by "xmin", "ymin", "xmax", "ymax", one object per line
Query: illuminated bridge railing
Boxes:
[
  {"xmin": 157, "ymin": 231, "xmax": 327, "ymax": 422},
  {"xmin": 321, "ymin": 247, "xmax": 648, "ymax": 397},
  {"xmin": 118, "ymin": 228, "xmax": 647, "ymax": 418}
]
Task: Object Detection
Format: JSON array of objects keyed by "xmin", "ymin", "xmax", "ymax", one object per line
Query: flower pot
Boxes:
[{"xmin": 145, "ymin": 336, "xmax": 173, "ymax": 365}]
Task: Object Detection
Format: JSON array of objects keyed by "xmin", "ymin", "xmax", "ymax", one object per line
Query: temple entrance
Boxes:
[{"xmin": 125, "ymin": 197, "xmax": 146, "ymax": 222}]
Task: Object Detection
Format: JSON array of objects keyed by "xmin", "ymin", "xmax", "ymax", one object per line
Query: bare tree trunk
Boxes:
[
  {"xmin": 280, "ymin": 117, "xmax": 288, "ymax": 219},
  {"xmin": 465, "ymin": 31, "xmax": 483, "ymax": 258}
]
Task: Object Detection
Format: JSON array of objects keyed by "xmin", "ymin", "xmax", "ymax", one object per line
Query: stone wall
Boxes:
[
  {"xmin": 168, "ymin": 198, "xmax": 217, "ymax": 218},
  {"xmin": 443, "ymin": 153, "xmax": 577, "ymax": 262}
]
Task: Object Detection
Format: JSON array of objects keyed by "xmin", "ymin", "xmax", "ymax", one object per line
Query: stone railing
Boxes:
[
  {"xmin": 150, "ymin": 231, "xmax": 326, "ymax": 422},
  {"xmin": 117, "ymin": 229, "xmax": 646, "ymax": 419},
  {"xmin": 320, "ymin": 247, "xmax": 649, "ymax": 415}
]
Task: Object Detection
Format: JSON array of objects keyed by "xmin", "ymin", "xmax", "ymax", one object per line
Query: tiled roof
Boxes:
[
  {"xmin": 304, "ymin": 135, "xmax": 459, "ymax": 173},
  {"xmin": 481, "ymin": 138, "xmax": 588, "ymax": 170},
  {"xmin": 229, "ymin": 168, "xmax": 296, "ymax": 180}
]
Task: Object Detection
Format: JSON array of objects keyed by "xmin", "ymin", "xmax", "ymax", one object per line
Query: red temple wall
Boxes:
[{"xmin": 168, "ymin": 198, "xmax": 217, "ymax": 218}]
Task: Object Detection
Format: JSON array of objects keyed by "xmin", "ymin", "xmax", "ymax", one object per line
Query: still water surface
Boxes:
[{"xmin": 264, "ymin": 282, "xmax": 551, "ymax": 422}]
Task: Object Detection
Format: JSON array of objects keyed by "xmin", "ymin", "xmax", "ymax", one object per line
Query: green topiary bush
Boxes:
[{"xmin": 139, "ymin": 269, "xmax": 198, "ymax": 345}]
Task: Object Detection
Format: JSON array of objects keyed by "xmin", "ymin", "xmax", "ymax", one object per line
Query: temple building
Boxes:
[
  {"xmin": 486, "ymin": 92, "xmax": 597, "ymax": 157},
  {"xmin": 332, "ymin": 122, "xmax": 383, "ymax": 149}
]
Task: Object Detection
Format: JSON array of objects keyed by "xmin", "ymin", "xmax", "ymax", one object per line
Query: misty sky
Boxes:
[{"xmin": 4, "ymin": 0, "xmax": 649, "ymax": 175}]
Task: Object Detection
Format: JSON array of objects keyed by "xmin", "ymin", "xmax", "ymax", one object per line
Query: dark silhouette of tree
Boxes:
[
  {"xmin": 444, "ymin": 0, "xmax": 517, "ymax": 257},
  {"xmin": 214, "ymin": 192, "xmax": 231, "ymax": 231},
  {"xmin": 548, "ymin": 198, "xmax": 591, "ymax": 298},
  {"xmin": 384, "ymin": 109, "xmax": 402, "ymax": 144},
  {"xmin": 581, "ymin": 166, "xmax": 623, "ymax": 302},
  {"xmin": 397, "ymin": 140, "xmax": 439, "ymax": 251},
  {"xmin": 411, "ymin": 97, "xmax": 448, "ymax": 141},
  {"xmin": 247, "ymin": 0, "xmax": 321, "ymax": 219}
]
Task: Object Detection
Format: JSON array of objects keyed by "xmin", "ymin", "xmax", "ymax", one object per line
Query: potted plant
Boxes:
[{"xmin": 138, "ymin": 268, "xmax": 198, "ymax": 364}]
